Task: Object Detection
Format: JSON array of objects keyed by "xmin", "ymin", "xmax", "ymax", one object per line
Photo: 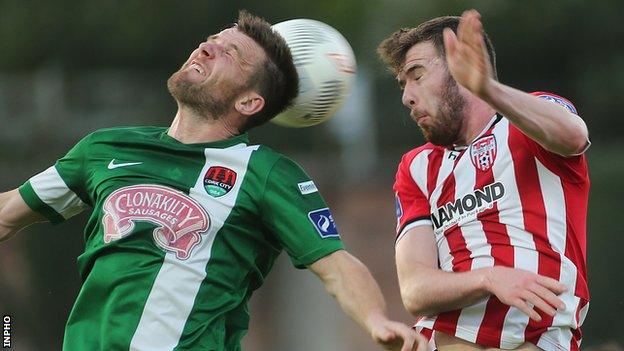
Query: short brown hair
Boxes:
[
  {"xmin": 236, "ymin": 10, "xmax": 299, "ymax": 130},
  {"xmin": 377, "ymin": 16, "xmax": 497, "ymax": 79}
]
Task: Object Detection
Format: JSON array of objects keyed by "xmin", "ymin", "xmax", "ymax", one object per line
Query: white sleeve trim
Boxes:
[
  {"xmin": 30, "ymin": 166, "xmax": 87, "ymax": 219},
  {"xmin": 396, "ymin": 219, "xmax": 433, "ymax": 245}
]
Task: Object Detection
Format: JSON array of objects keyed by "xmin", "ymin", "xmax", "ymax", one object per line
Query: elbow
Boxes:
[
  {"xmin": 556, "ymin": 118, "xmax": 590, "ymax": 157},
  {"xmin": 401, "ymin": 285, "xmax": 435, "ymax": 317}
]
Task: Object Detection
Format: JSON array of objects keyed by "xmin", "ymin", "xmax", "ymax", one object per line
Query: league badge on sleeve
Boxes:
[
  {"xmin": 536, "ymin": 93, "xmax": 578, "ymax": 114},
  {"xmin": 308, "ymin": 208, "xmax": 339, "ymax": 238}
]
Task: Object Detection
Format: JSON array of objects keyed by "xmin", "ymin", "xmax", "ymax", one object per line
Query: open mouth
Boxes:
[{"xmin": 189, "ymin": 60, "xmax": 205, "ymax": 76}]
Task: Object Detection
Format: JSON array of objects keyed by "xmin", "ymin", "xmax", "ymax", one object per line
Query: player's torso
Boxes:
[
  {"xmin": 412, "ymin": 116, "xmax": 589, "ymax": 350},
  {"xmin": 65, "ymin": 127, "xmax": 280, "ymax": 351}
]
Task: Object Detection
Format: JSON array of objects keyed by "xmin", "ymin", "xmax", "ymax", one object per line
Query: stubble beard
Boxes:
[
  {"xmin": 419, "ymin": 73, "xmax": 466, "ymax": 148},
  {"xmin": 166, "ymin": 70, "xmax": 239, "ymax": 119}
]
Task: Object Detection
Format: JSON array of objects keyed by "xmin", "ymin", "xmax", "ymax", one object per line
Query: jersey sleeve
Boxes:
[
  {"xmin": 18, "ymin": 134, "xmax": 92, "ymax": 224},
  {"xmin": 261, "ymin": 156, "xmax": 344, "ymax": 268},
  {"xmin": 394, "ymin": 152, "xmax": 432, "ymax": 243},
  {"xmin": 511, "ymin": 92, "xmax": 589, "ymax": 183}
]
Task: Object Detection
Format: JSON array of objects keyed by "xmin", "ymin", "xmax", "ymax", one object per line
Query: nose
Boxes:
[
  {"xmin": 401, "ymin": 87, "xmax": 418, "ymax": 109},
  {"xmin": 198, "ymin": 42, "xmax": 222, "ymax": 59}
]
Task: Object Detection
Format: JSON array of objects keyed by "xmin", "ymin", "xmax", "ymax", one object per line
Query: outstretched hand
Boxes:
[
  {"xmin": 443, "ymin": 9, "xmax": 495, "ymax": 98},
  {"xmin": 369, "ymin": 316, "xmax": 427, "ymax": 351}
]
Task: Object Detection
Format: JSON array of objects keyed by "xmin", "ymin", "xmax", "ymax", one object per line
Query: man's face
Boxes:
[
  {"xmin": 167, "ymin": 27, "xmax": 267, "ymax": 118},
  {"xmin": 396, "ymin": 41, "xmax": 466, "ymax": 147}
]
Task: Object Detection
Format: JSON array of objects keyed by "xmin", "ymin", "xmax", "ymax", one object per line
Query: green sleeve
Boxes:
[
  {"xmin": 261, "ymin": 156, "xmax": 344, "ymax": 268},
  {"xmin": 19, "ymin": 134, "xmax": 92, "ymax": 223}
]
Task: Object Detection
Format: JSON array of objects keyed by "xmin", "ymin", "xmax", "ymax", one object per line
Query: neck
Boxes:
[
  {"xmin": 456, "ymin": 98, "xmax": 497, "ymax": 146},
  {"xmin": 168, "ymin": 106, "xmax": 241, "ymax": 144}
]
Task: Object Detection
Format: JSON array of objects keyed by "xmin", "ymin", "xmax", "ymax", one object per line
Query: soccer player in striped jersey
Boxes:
[
  {"xmin": 378, "ymin": 9, "xmax": 590, "ymax": 351},
  {"xmin": 0, "ymin": 11, "xmax": 425, "ymax": 351}
]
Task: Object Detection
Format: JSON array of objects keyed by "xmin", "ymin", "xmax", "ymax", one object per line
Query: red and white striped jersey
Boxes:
[{"xmin": 394, "ymin": 93, "xmax": 589, "ymax": 351}]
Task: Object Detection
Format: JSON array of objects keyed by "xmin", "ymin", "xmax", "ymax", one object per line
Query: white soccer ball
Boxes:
[{"xmin": 271, "ymin": 19, "xmax": 357, "ymax": 128}]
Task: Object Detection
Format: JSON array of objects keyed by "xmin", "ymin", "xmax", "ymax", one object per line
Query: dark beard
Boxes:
[
  {"xmin": 420, "ymin": 73, "xmax": 466, "ymax": 147},
  {"xmin": 166, "ymin": 71, "xmax": 237, "ymax": 119}
]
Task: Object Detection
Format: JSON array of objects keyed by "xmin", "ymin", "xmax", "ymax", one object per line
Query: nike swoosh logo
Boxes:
[{"xmin": 108, "ymin": 159, "xmax": 143, "ymax": 169}]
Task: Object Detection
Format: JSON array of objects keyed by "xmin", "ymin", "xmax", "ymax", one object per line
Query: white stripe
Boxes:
[
  {"xmin": 129, "ymin": 143, "xmax": 258, "ymax": 350},
  {"xmin": 409, "ymin": 149, "xmax": 433, "ymax": 198},
  {"xmin": 429, "ymin": 150, "xmax": 456, "ymax": 271},
  {"xmin": 30, "ymin": 166, "xmax": 87, "ymax": 219},
  {"xmin": 536, "ymin": 160, "xmax": 567, "ymax": 253},
  {"xmin": 493, "ymin": 119, "xmax": 538, "ymax": 345},
  {"xmin": 455, "ymin": 298, "xmax": 488, "ymax": 343},
  {"xmin": 452, "ymin": 151, "xmax": 492, "ymax": 341},
  {"xmin": 536, "ymin": 158, "xmax": 579, "ymax": 327}
]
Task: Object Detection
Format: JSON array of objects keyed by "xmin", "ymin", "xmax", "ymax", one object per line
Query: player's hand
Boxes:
[
  {"xmin": 368, "ymin": 315, "xmax": 427, "ymax": 351},
  {"xmin": 443, "ymin": 9, "xmax": 494, "ymax": 99},
  {"xmin": 483, "ymin": 266, "xmax": 568, "ymax": 321}
]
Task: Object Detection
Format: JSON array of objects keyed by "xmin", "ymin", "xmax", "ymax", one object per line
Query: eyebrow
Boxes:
[
  {"xmin": 206, "ymin": 34, "xmax": 243, "ymax": 58},
  {"xmin": 397, "ymin": 63, "xmax": 425, "ymax": 87}
]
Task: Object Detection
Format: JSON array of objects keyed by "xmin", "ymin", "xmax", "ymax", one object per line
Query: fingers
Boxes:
[
  {"xmin": 521, "ymin": 290, "xmax": 557, "ymax": 317},
  {"xmin": 537, "ymin": 275, "xmax": 568, "ymax": 295},
  {"xmin": 413, "ymin": 333, "xmax": 428, "ymax": 351},
  {"xmin": 531, "ymin": 283, "xmax": 566, "ymax": 311},
  {"xmin": 511, "ymin": 297, "xmax": 542, "ymax": 322}
]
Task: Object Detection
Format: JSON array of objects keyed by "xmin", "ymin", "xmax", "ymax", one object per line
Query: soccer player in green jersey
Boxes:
[{"xmin": 0, "ymin": 11, "xmax": 425, "ymax": 351}]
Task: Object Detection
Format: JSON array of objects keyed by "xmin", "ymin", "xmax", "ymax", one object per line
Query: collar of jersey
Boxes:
[
  {"xmin": 160, "ymin": 130, "xmax": 250, "ymax": 149},
  {"xmin": 449, "ymin": 113, "xmax": 502, "ymax": 151}
]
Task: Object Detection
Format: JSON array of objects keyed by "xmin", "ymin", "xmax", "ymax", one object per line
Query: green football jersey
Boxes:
[{"xmin": 19, "ymin": 126, "xmax": 344, "ymax": 351}]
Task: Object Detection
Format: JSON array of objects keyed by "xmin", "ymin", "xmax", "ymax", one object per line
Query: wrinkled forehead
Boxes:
[
  {"xmin": 397, "ymin": 41, "xmax": 441, "ymax": 79},
  {"xmin": 213, "ymin": 27, "xmax": 267, "ymax": 62}
]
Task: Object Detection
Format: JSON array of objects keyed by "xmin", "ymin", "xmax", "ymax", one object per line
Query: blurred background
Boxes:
[{"xmin": 1, "ymin": 0, "xmax": 623, "ymax": 350}]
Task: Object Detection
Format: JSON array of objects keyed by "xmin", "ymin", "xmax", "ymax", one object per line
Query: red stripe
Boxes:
[
  {"xmin": 432, "ymin": 157, "xmax": 468, "ymax": 336},
  {"xmin": 562, "ymin": 179, "xmax": 590, "ymax": 301},
  {"xmin": 508, "ymin": 124, "xmax": 561, "ymax": 343},
  {"xmin": 474, "ymin": 125, "xmax": 514, "ymax": 347},
  {"xmin": 427, "ymin": 149, "xmax": 443, "ymax": 196},
  {"xmin": 420, "ymin": 327, "xmax": 434, "ymax": 341}
]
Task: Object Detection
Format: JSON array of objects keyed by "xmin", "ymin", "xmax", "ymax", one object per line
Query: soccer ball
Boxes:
[{"xmin": 271, "ymin": 19, "xmax": 357, "ymax": 128}]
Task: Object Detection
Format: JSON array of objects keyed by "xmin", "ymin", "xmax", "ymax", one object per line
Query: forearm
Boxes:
[
  {"xmin": 312, "ymin": 251, "xmax": 388, "ymax": 333},
  {"xmin": 0, "ymin": 189, "xmax": 44, "ymax": 242},
  {"xmin": 481, "ymin": 81, "xmax": 589, "ymax": 156},
  {"xmin": 401, "ymin": 266, "xmax": 490, "ymax": 317}
]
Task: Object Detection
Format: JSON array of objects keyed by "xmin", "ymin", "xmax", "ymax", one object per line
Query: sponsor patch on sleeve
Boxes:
[
  {"xmin": 298, "ymin": 180, "xmax": 318, "ymax": 195},
  {"xmin": 536, "ymin": 93, "xmax": 578, "ymax": 114},
  {"xmin": 308, "ymin": 208, "xmax": 339, "ymax": 238}
]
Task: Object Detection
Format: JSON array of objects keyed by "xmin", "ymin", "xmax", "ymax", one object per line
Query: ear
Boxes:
[{"xmin": 234, "ymin": 92, "xmax": 265, "ymax": 116}]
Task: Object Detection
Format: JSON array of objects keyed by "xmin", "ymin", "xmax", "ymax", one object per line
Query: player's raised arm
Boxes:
[
  {"xmin": 309, "ymin": 250, "xmax": 426, "ymax": 351},
  {"xmin": 396, "ymin": 226, "xmax": 568, "ymax": 321},
  {"xmin": 443, "ymin": 10, "xmax": 589, "ymax": 157},
  {"xmin": 0, "ymin": 189, "xmax": 46, "ymax": 242}
]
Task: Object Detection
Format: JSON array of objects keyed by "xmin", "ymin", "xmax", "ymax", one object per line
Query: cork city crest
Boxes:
[
  {"xmin": 102, "ymin": 184, "xmax": 210, "ymax": 260},
  {"xmin": 203, "ymin": 166, "xmax": 237, "ymax": 197},
  {"xmin": 470, "ymin": 134, "xmax": 497, "ymax": 172}
]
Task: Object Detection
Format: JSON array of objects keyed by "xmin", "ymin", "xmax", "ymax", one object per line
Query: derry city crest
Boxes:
[{"xmin": 102, "ymin": 184, "xmax": 210, "ymax": 260}]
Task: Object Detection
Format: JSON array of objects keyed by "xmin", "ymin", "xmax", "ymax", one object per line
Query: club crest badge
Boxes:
[
  {"xmin": 204, "ymin": 166, "xmax": 237, "ymax": 197},
  {"xmin": 470, "ymin": 134, "xmax": 497, "ymax": 172}
]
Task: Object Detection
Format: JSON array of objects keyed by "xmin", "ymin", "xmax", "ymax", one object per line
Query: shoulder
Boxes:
[{"xmin": 398, "ymin": 143, "xmax": 439, "ymax": 169}]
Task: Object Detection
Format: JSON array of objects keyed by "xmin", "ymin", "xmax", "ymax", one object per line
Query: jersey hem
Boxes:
[
  {"xmin": 19, "ymin": 181, "xmax": 64, "ymax": 224},
  {"xmin": 294, "ymin": 243, "xmax": 344, "ymax": 269}
]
